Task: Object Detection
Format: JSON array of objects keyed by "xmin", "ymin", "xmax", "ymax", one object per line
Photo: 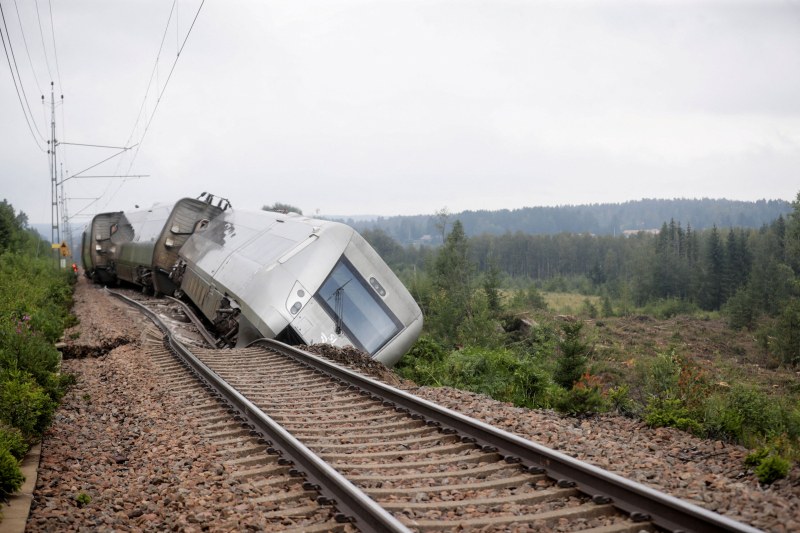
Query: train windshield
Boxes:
[{"xmin": 316, "ymin": 257, "xmax": 402, "ymax": 355}]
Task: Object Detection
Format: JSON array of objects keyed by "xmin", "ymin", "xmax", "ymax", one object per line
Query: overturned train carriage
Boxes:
[
  {"xmin": 82, "ymin": 211, "xmax": 126, "ymax": 284},
  {"xmin": 112, "ymin": 204, "xmax": 173, "ymax": 288},
  {"xmin": 81, "ymin": 197, "xmax": 224, "ymax": 293},
  {"xmin": 174, "ymin": 209, "xmax": 423, "ymax": 367}
]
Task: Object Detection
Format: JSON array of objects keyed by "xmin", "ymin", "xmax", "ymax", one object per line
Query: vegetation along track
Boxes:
[{"xmin": 110, "ymin": 289, "xmax": 761, "ymax": 532}]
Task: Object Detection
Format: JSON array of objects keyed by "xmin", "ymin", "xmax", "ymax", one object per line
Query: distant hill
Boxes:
[{"xmin": 334, "ymin": 198, "xmax": 792, "ymax": 245}]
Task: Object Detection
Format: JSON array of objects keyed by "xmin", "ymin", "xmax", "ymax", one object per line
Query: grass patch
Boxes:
[{"xmin": 543, "ymin": 292, "xmax": 601, "ymax": 316}]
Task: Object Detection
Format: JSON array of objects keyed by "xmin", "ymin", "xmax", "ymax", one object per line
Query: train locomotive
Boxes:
[{"xmin": 82, "ymin": 194, "xmax": 423, "ymax": 366}]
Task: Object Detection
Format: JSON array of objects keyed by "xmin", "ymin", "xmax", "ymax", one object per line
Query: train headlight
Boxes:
[
  {"xmin": 286, "ymin": 281, "xmax": 311, "ymax": 315},
  {"xmin": 165, "ymin": 238, "xmax": 175, "ymax": 248},
  {"xmin": 369, "ymin": 277, "xmax": 387, "ymax": 297}
]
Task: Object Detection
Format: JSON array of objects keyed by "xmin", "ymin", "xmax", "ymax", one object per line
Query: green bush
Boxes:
[
  {"xmin": 0, "ymin": 448, "xmax": 24, "ymax": 499},
  {"xmin": 608, "ymin": 384, "xmax": 638, "ymax": 416},
  {"xmin": 395, "ymin": 336, "xmax": 448, "ymax": 386},
  {"xmin": 0, "ymin": 321, "xmax": 62, "ymax": 389},
  {"xmin": 399, "ymin": 342, "xmax": 554, "ymax": 409},
  {"xmin": 636, "ymin": 351, "xmax": 680, "ymax": 400},
  {"xmin": 644, "ymin": 396, "xmax": 702, "ymax": 434},
  {"xmin": 0, "ymin": 369, "xmax": 56, "ymax": 440},
  {"xmin": 509, "ymin": 355, "xmax": 551, "ymax": 408},
  {"xmin": 454, "ymin": 293, "xmax": 505, "ymax": 348},
  {"xmin": 754, "ymin": 454, "xmax": 791, "ymax": 484},
  {"xmin": 0, "ymin": 424, "xmax": 28, "ymax": 460},
  {"xmin": 744, "ymin": 447, "xmax": 770, "ymax": 468},
  {"xmin": 554, "ymin": 374, "xmax": 606, "ymax": 416},
  {"xmin": 702, "ymin": 386, "xmax": 785, "ymax": 445},
  {"xmin": 446, "ymin": 348, "xmax": 520, "ymax": 402},
  {"xmin": 75, "ymin": 492, "xmax": 92, "ymax": 507}
]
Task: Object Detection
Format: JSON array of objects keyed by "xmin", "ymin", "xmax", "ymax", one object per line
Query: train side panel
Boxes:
[
  {"xmin": 80, "ymin": 227, "xmax": 91, "ymax": 277},
  {"xmin": 113, "ymin": 205, "xmax": 172, "ymax": 287},
  {"xmin": 151, "ymin": 198, "xmax": 224, "ymax": 295},
  {"xmin": 84, "ymin": 212, "xmax": 125, "ymax": 284}
]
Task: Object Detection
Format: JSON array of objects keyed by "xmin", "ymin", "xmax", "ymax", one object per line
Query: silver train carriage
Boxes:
[
  {"xmin": 82, "ymin": 195, "xmax": 226, "ymax": 292},
  {"xmin": 172, "ymin": 208, "xmax": 423, "ymax": 367},
  {"xmin": 81, "ymin": 211, "xmax": 125, "ymax": 284}
]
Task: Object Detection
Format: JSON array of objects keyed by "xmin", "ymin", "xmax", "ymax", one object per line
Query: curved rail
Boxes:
[
  {"xmin": 165, "ymin": 294, "xmax": 218, "ymax": 346},
  {"xmin": 107, "ymin": 289, "xmax": 411, "ymax": 533},
  {"xmin": 107, "ymin": 287, "xmax": 761, "ymax": 533},
  {"xmin": 251, "ymin": 338, "xmax": 762, "ymax": 533}
]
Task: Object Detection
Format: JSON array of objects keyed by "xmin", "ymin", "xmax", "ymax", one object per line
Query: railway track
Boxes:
[{"xmin": 109, "ymin": 289, "xmax": 762, "ymax": 532}]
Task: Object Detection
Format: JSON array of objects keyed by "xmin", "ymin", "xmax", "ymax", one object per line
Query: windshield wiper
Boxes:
[{"xmin": 327, "ymin": 279, "xmax": 352, "ymax": 334}]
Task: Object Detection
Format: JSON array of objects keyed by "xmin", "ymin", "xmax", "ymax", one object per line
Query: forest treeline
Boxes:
[
  {"xmin": 384, "ymin": 193, "xmax": 799, "ymax": 480},
  {"xmin": 342, "ymin": 198, "xmax": 791, "ymax": 244},
  {"xmin": 363, "ymin": 192, "xmax": 800, "ymax": 365}
]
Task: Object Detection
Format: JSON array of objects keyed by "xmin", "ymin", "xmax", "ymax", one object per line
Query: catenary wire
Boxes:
[
  {"xmin": 100, "ymin": 0, "xmax": 177, "ymax": 211},
  {"xmin": 0, "ymin": 3, "xmax": 45, "ymax": 151},
  {"xmin": 11, "ymin": 0, "xmax": 42, "ymax": 94},
  {"xmin": 1, "ymin": 1, "xmax": 46, "ymax": 142},
  {"xmin": 32, "ymin": 0, "xmax": 51, "ymax": 80},
  {"xmin": 104, "ymin": 0, "xmax": 205, "ymax": 210},
  {"xmin": 46, "ymin": 0, "xmax": 61, "ymax": 90}
]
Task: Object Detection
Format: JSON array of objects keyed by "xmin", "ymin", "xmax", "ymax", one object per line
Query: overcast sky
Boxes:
[{"xmin": 1, "ymin": 0, "xmax": 799, "ymax": 228}]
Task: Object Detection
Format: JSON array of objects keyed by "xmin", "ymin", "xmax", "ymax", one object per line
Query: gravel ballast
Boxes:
[{"xmin": 25, "ymin": 277, "xmax": 799, "ymax": 531}]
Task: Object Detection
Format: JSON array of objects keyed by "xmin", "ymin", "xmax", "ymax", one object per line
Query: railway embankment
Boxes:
[{"xmin": 19, "ymin": 276, "xmax": 800, "ymax": 531}]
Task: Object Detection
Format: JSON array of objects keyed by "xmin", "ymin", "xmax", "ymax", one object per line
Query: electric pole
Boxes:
[
  {"xmin": 48, "ymin": 81, "xmax": 60, "ymax": 266},
  {"xmin": 59, "ymin": 163, "xmax": 73, "ymax": 258},
  {"xmin": 47, "ymin": 81, "xmax": 67, "ymax": 267}
]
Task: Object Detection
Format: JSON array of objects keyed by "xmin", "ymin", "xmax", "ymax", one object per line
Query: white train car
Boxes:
[{"xmin": 173, "ymin": 209, "xmax": 423, "ymax": 367}]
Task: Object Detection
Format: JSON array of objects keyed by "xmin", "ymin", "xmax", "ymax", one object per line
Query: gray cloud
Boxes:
[{"xmin": 1, "ymin": 0, "xmax": 798, "ymax": 227}]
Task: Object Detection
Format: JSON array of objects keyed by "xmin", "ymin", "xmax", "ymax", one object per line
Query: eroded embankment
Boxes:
[{"xmin": 59, "ymin": 338, "xmax": 131, "ymax": 359}]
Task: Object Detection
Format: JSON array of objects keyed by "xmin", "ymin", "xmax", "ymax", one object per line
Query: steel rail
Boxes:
[
  {"xmin": 107, "ymin": 290, "xmax": 411, "ymax": 533},
  {"xmin": 252, "ymin": 338, "xmax": 763, "ymax": 533},
  {"xmin": 165, "ymin": 295, "xmax": 218, "ymax": 346}
]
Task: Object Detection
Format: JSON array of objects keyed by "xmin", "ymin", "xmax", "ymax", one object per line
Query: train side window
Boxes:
[
  {"xmin": 194, "ymin": 219, "xmax": 210, "ymax": 233},
  {"xmin": 109, "ymin": 223, "xmax": 118, "ymax": 236}
]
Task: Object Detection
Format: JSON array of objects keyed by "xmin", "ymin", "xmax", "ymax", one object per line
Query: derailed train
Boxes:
[{"xmin": 81, "ymin": 193, "xmax": 423, "ymax": 366}]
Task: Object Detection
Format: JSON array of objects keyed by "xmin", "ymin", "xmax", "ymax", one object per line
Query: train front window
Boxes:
[{"xmin": 315, "ymin": 257, "xmax": 402, "ymax": 355}]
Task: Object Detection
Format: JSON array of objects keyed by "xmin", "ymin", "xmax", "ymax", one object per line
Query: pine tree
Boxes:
[
  {"xmin": 429, "ymin": 220, "xmax": 474, "ymax": 343},
  {"xmin": 700, "ymin": 225, "xmax": 725, "ymax": 310},
  {"xmin": 786, "ymin": 192, "xmax": 800, "ymax": 275},
  {"xmin": 482, "ymin": 259, "xmax": 503, "ymax": 315},
  {"xmin": 554, "ymin": 321, "xmax": 589, "ymax": 389}
]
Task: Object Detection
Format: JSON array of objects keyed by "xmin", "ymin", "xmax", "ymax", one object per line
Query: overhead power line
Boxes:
[
  {"xmin": 46, "ymin": 0, "xmax": 61, "ymax": 90},
  {"xmin": 32, "ymin": 0, "xmax": 51, "ymax": 80},
  {"xmin": 0, "ymin": 2, "xmax": 46, "ymax": 151},
  {"xmin": 126, "ymin": 0, "xmax": 205, "ymax": 167},
  {"xmin": 103, "ymin": 0, "xmax": 206, "ymax": 209},
  {"xmin": 120, "ymin": 0, "xmax": 177, "ymax": 157},
  {"xmin": 11, "ymin": 0, "xmax": 43, "ymax": 94}
]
